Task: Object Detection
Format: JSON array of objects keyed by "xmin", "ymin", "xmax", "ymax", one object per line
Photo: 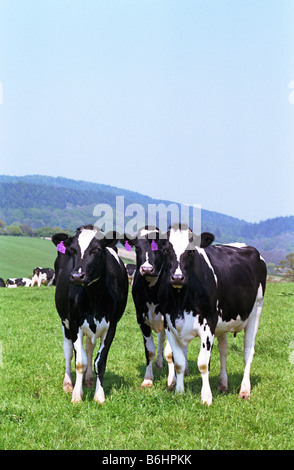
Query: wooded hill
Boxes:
[{"xmin": 0, "ymin": 174, "xmax": 293, "ymax": 265}]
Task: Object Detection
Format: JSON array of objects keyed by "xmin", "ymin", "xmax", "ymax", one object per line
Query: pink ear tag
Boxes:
[
  {"xmin": 151, "ymin": 240, "xmax": 158, "ymax": 251},
  {"xmin": 125, "ymin": 241, "xmax": 132, "ymax": 252},
  {"xmin": 57, "ymin": 241, "xmax": 66, "ymax": 254}
]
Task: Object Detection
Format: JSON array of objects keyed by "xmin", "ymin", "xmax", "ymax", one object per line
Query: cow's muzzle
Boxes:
[
  {"xmin": 70, "ymin": 271, "xmax": 87, "ymax": 285},
  {"xmin": 170, "ymin": 273, "xmax": 185, "ymax": 288}
]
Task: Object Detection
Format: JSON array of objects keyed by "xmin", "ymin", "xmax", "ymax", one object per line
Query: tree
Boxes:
[{"xmin": 276, "ymin": 253, "xmax": 294, "ymax": 282}]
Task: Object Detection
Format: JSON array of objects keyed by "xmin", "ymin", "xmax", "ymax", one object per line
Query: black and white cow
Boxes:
[
  {"xmin": 0, "ymin": 278, "xmax": 5, "ymax": 287},
  {"xmin": 7, "ymin": 278, "xmax": 32, "ymax": 288},
  {"xmin": 125, "ymin": 227, "xmax": 176, "ymax": 389},
  {"xmin": 156, "ymin": 225, "xmax": 266, "ymax": 406},
  {"xmin": 31, "ymin": 267, "xmax": 55, "ymax": 287},
  {"xmin": 52, "ymin": 225, "xmax": 128, "ymax": 403}
]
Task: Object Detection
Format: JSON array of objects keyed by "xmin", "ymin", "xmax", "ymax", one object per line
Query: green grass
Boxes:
[
  {"xmin": 0, "ymin": 236, "xmax": 57, "ymax": 280},
  {"xmin": 0, "ymin": 283, "xmax": 293, "ymax": 450}
]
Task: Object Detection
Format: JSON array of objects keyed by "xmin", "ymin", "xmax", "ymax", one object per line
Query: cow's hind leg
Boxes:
[
  {"xmin": 84, "ymin": 336, "xmax": 95, "ymax": 388},
  {"xmin": 217, "ymin": 333, "xmax": 229, "ymax": 393},
  {"xmin": 154, "ymin": 329, "xmax": 165, "ymax": 370},
  {"xmin": 239, "ymin": 286, "xmax": 264, "ymax": 399}
]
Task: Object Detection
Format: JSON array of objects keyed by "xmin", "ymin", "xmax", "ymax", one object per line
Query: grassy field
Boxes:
[
  {"xmin": 0, "ymin": 236, "xmax": 57, "ymax": 280},
  {"xmin": 0, "ymin": 236, "xmax": 134, "ymax": 281},
  {"xmin": 0, "ymin": 282, "xmax": 293, "ymax": 450}
]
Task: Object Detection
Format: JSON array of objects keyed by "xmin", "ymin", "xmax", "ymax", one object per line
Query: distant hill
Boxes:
[{"xmin": 0, "ymin": 174, "xmax": 293, "ymax": 265}]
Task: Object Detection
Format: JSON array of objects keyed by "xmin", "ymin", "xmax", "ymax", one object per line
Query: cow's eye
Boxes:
[{"xmin": 90, "ymin": 247, "xmax": 101, "ymax": 255}]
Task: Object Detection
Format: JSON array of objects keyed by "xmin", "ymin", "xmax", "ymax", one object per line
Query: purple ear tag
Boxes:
[
  {"xmin": 57, "ymin": 241, "xmax": 66, "ymax": 254},
  {"xmin": 151, "ymin": 240, "xmax": 158, "ymax": 251},
  {"xmin": 125, "ymin": 241, "xmax": 132, "ymax": 252}
]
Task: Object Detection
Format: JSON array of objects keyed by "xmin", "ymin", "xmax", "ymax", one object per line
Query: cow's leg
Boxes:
[
  {"xmin": 72, "ymin": 328, "xmax": 87, "ymax": 403},
  {"xmin": 165, "ymin": 330, "xmax": 186, "ymax": 393},
  {"xmin": 164, "ymin": 339, "xmax": 176, "ymax": 389},
  {"xmin": 197, "ymin": 325, "xmax": 214, "ymax": 406},
  {"xmin": 239, "ymin": 289, "xmax": 263, "ymax": 399},
  {"xmin": 61, "ymin": 322, "xmax": 73, "ymax": 393},
  {"xmin": 84, "ymin": 336, "xmax": 95, "ymax": 388},
  {"xmin": 217, "ymin": 333, "xmax": 229, "ymax": 392},
  {"xmin": 94, "ymin": 323, "xmax": 116, "ymax": 404},
  {"xmin": 139, "ymin": 322, "xmax": 156, "ymax": 388},
  {"xmin": 154, "ymin": 329, "xmax": 165, "ymax": 370}
]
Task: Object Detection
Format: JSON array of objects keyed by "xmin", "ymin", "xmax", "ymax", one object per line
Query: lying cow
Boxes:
[
  {"xmin": 156, "ymin": 225, "xmax": 266, "ymax": 405},
  {"xmin": 31, "ymin": 267, "xmax": 55, "ymax": 286},
  {"xmin": 7, "ymin": 278, "xmax": 32, "ymax": 288},
  {"xmin": 0, "ymin": 278, "xmax": 5, "ymax": 287},
  {"xmin": 52, "ymin": 225, "xmax": 128, "ymax": 403}
]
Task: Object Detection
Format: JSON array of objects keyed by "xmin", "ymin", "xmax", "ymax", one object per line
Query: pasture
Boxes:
[{"xmin": 0, "ymin": 282, "xmax": 293, "ymax": 450}]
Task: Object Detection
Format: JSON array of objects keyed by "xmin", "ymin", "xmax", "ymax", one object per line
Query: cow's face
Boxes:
[
  {"xmin": 53, "ymin": 226, "xmax": 118, "ymax": 286},
  {"xmin": 126, "ymin": 227, "xmax": 164, "ymax": 285},
  {"xmin": 160, "ymin": 227, "xmax": 215, "ymax": 289}
]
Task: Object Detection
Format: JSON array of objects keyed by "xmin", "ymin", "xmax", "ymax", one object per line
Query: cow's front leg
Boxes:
[
  {"xmin": 164, "ymin": 339, "xmax": 176, "ymax": 389},
  {"xmin": 197, "ymin": 324, "xmax": 214, "ymax": 406},
  {"xmin": 61, "ymin": 322, "xmax": 73, "ymax": 393},
  {"xmin": 139, "ymin": 322, "xmax": 156, "ymax": 388},
  {"xmin": 94, "ymin": 323, "xmax": 115, "ymax": 404},
  {"xmin": 165, "ymin": 329, "xmax": 186, "ymax": 393},
  {"xmin": 72, "ymin": 328, "xmax": 87, "ymax": 403}
]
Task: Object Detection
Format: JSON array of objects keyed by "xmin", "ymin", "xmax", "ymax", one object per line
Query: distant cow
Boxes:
[
  {"xmin": 125, "ymin": 263, "xmax": 136, "ymax": 283},
  {"xmin": 156, "ymin": 225, "xmax": 267, "ymax": 405},
  {"xmin": 0, "ymin": 278, "xmax": 5, "ymax": 287},
  {"xmin": 31, "ymin": 267, "xmax": 55, "ymax": 286},
  {"xmin": 7, "ymin": 278, "xmax": 32, "ymax": 288},
  {"xmin": 52, "ymin": 225, "xmax": 128, "ymax": 403}
]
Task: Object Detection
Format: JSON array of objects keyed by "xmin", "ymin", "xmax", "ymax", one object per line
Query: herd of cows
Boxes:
[
  {"xmin": 0, "ymin": 267, "xmax": 55, "ymax": 288},
  {"xmin": 1, "ymin": 223, "xmax": 267, "ymax": 406}
]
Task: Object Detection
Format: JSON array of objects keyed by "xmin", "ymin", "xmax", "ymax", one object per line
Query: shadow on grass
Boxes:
[{"xmin": 137, "ymin": 358, "xmax": 261, "ymax": 398}]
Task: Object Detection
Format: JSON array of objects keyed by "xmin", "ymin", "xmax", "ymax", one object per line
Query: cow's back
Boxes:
[{"xmin": 205, "ymin": 244, "xmax": 266, "ymax": 321}]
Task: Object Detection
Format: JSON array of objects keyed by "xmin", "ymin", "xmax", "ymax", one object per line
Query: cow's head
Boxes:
[
  {"xmin": 52, "ymin": 225, "xmax": 119, "ymax": 286},
  {"xmin": 159, "ymin": 225, "xmax": 214, "ymax": 289},
  {"xmin": 125, "ymin": 226, "xmax": 164, "ymax": 286}
]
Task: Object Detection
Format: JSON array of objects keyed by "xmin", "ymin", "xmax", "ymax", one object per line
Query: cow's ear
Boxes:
[
  {"xmin": 52, "ymin": 233, "xmax": 71, "ymax": 246},
  {"xmin": 101, "ymin": 231, "xmax": 121, "ymax": 248},
  {"xmin": 123, "ymin": 233, "xmax": 138, "ymax": 248},
  {"xmin": 200, "ymin": 232, "xmax": 215, "ymax": 248}
]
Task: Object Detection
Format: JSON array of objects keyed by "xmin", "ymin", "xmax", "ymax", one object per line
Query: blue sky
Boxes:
[{"xmin": 0, "ymin": 0, "xmax": 294, "ymax": 222}]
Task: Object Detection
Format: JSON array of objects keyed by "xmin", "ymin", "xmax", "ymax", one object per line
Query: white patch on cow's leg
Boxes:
[
  {"xmin": 239, "ymin": 284, "xmax": 263, "ymax": 399},
  {"xmin": 154, "ymin": 330, "xmax": 165, "ymax": 369},
  {"xmin": 141, "ymin": 334, "xmax": 156, "ymax": 388},
  {"xmin": 84, "ymin": 336, "xmax": 95, "ymax": 388},
  {"xmin": 164, "ymin": 340, "xmax": 176, "ymax": 389},
  {"xmin": 217, "ymin": 333, "xmax": 229, "ymax": 392},
  {"xmin": 61, "ymin": 323, "xmax": 73, "ymax": 393},
  {"xmin": 166, "ymin": 330, "xmax": 186, "ymax": 393},
  {"xmin": 197, "ymin": 327, "xmax": 214, "ymax": 406},
  {"xmin": 94, "ymin": 376, "xmax": 105, "ymax": 404},
  {"xmin": 72, "ymin": 329, "xmax": 87, "ymax": 403},
  {"xmin": 94, "ymin": 328, "xmax": 109, "ymax": 404}
]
